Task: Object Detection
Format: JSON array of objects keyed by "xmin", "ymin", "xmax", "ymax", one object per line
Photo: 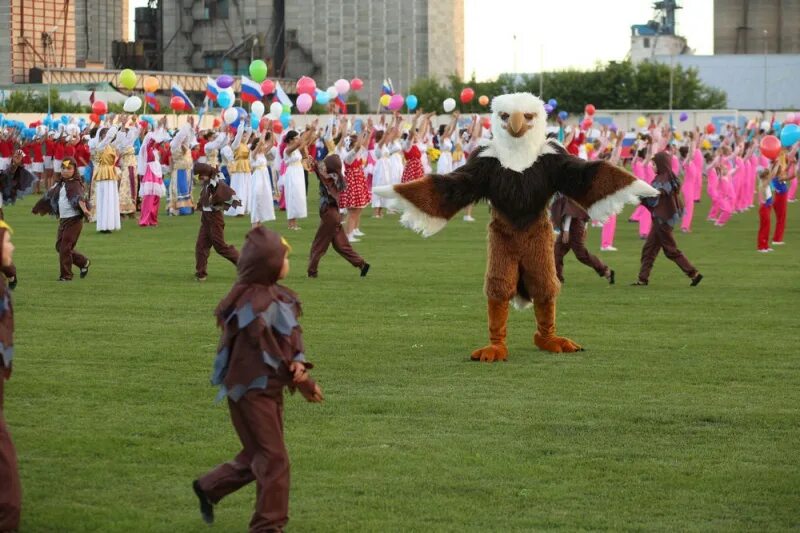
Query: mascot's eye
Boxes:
[
  {"xmin": 524, "ymin": 113, "xmax": 535, "ymax": 121},
  {"xmin": 500, "ymin": 113, "xmax": 510, "ymax": 121}
]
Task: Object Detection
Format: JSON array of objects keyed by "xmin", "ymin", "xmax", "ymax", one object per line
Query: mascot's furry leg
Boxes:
[
  {"xmin": 471, "ymin": 299, "xmax": 509, "ymax": 362},
  {"xmin": 533, "ymin": 297, "xmax": 582, "ymax": 353}
]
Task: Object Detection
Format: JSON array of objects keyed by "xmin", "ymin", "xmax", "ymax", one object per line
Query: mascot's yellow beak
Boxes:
[{"xmin": 508, "ymin": 111, "xmax": 530, "ymax": 138}]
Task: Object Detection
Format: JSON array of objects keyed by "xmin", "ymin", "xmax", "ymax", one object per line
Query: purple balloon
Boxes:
[
  {"xmin": 217, "ymin": 75, "xmax": 234, "ymax": 89},
  {"xmin": 679, "ymin": 112, "xmax": 688, "ymax": 122},
  {"xmin": 609, "ymin": 124, "xmax": 618, "ymax": 132},
  {"xmin": 544, "ymin": 104, "xmax": 554, "ymax": 114}
]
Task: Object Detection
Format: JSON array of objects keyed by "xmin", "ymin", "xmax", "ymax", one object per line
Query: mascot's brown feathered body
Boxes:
[{"xmin": 375, "ymin": 93, "xmax": 658, "ymax": 362}]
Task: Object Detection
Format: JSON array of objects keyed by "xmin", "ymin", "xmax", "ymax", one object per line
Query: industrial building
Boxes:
[{"xmin": 714, "ymin": 0, "xmax": 800, "ymax": 54}]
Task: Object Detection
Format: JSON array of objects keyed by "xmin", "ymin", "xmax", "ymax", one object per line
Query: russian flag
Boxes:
[
  {"xmin": 206, "ymin": 77, "xmax": 219, "ymax": 102},
  {"xmin": 171, "ymin": 83, "xmax": 195, "ymax": 110},
  {"xmin": 240, "ymin": 75, "xmax": 263, "ymax": 104},
  {"xmin": 381, "ymin": 78, "xmax": 394, "ymax": 95},
  {"xmin": 335, "ymin": 95, "xmax": 348, "ymax": 115},
  {"xmin": 145, "ymin": 92, "xmax": 160, "ymax": 112},
  {"xmin": 274, "ymin": 82, "xmax": 293, "ymax": 108}
]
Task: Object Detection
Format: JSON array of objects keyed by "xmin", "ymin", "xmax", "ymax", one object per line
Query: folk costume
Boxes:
[
  {"xmin": 308, "ymin": 155, "xmax": 369, "ymax": 278},
  {"xmin": 375, "ymin": 93, "xmax": 657, "ymax": 361},
  {"xmin": 194, "ymin": 163, "xmax": 241, "ymax": 281},
  {"xmin": 193, "ymin": 226, "xmax": 320, "ymax": 531},
  {"xmin": 32, "ymin": 158, "xmax": 91, "ymax": 281},
  {"xmin": 551, "ymin": 194, "xmax": 614, "ymax": 284},
  {"xmin": 0, "ymin": 153, "xmax": 35, "ymax": 287},
  {"xmin": 88, "ymin": 126, "xmax": 121, "ymax": 232},
  {"xmin": 0, "ymin": 221, "xmax": 20, "ymax": 532}
]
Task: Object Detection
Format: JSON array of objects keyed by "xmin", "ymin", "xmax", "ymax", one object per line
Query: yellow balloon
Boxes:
[
  {"xmin": 636, "ymin": 116, "xmax": 647, "ymax": 128},
  {"xmin": 674, "ymin": 132, "xmax": 683, "ymax": 141},
  {"xmin": 702, "ymin": 139, "xmax": 712, "ymax": 150},
  {"xmin": 379, "ymin": 94, "xmax": 391, "ymax": 107}
]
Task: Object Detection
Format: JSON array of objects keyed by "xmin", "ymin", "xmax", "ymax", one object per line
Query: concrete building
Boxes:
[
  {"xmin": 0, "ymin": 0, "xmax": 78, "ymax": 84},
  {"xmin": 160, "ymin": 0, "xmax": 464, "ymax": 102},
  {"xmin": 714, "ymin": 0, "xmax": 800, "ymax": 54},
  {"xmin": 75, "ymin": 0, "xmax": 129, "ymax": 68}
]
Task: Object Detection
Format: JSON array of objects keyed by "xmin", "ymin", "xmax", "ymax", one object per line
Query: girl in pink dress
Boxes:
[
  {"xmin": 137, "ymin": 125, "xmax": 169, "ymax": 227},
  {"xmin": 679, "ymin": 135, "xmax": 699, "ymax": 233},
  {"xmin": 600, "ymin": 130, "xmax": 625, "ymax": 251},
  {"xmin": 705, "ymin": 152, "xmax": 721, "ymax": 222},
  {"xmin": 630, "ymin": 144, "xmax": 653, "ymax": 239},
  {"xmin": 715, "ymin": 157, "xmax": 735, "ymax": 227}
]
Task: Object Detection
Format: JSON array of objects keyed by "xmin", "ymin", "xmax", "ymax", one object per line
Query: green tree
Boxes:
[{"xmin": 0, "ymin": 88, "xmax": 86, "ymax": 113}]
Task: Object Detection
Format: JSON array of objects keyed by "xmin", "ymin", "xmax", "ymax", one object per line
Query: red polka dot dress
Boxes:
[
  {"xmin": 340, "ymin": 154, "xmax": 371, "ymax": 209},
  {"xmin": 401, "ymin": 144, "xmax": 425, "ymax": 183}
]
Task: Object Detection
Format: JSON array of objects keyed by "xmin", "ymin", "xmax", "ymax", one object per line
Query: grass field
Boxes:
[{"xmin": 4, "ymin": 186, "xmax": 799, "ymax": 532}]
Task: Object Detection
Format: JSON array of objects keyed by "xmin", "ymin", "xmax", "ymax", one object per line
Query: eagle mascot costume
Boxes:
[{"xmin": 375, "ymin": 93, "xmax": 658, "ymax": 362}]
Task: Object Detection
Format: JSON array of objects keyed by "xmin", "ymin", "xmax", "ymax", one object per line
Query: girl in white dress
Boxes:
[
  {"xmin": 248, "ymin": 132, "xmax": 276, "ymax": 227},
  {"xmin": 435, "ymin": 114, "xmax": 458, "ymax": 175},
  {"xmin": 280, "ymin": 130, "xmax": 310, "ymax": 230},
  {"xmin": 370, "ymin": 128, "xmax": 395, "ymax": 218}
]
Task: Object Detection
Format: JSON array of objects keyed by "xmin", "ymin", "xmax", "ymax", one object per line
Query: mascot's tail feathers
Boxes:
[
  {"xmin": 587, "ymin": 180, "xmax": 658, "ymax": 223},
  {"xmin": 512, "ymin": 272, "xmax": 534, "ymax": 310},
  {"xmin": 374, "ymin": 185, "xmax": 448, "ymax": 237},
  {"xmin": 372, "ymin": 185, "xmax": 397, "ymax": 199}
]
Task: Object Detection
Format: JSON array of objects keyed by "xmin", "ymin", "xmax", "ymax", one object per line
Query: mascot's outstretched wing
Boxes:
[{"xmin": 373, "ymin": 152, "xmax": 494, "ymax": 237}]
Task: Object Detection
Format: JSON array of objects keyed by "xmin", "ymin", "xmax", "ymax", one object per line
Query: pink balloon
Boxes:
[
  {"xmin": 351, "ymin": 78, "xmax": 363, "ymax": 91},
  {"xmin": 296, "ymin": 93, "xmax": 313, "ymax": 113},
  {"xmin": 261, "ymin": 79, "xmax": 275, "ymax": 95},
  {"xmin": 787, "ymin": 112, "xmax": 796, "ymax": 124},
  {"xmin": 296, "ymin": 76, "xmax": 316, "ymax": 96},
  {"xmin": 334, "ymin": 79, "xmax": 350, "ymax": 94},
  {"xmin": 388, "ymin": 94, "xmax": 404, "ymax": 111}
]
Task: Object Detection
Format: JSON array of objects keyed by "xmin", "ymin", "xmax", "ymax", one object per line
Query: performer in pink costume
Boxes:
[
  {"xmin": 630, "ymin": 145, "xmax": 653, "ymax": 238},
  {"xmin": 706, "ymin": 154, "xmax": 721, "ymax": 222},
  {"xmin": 679, "ymin": 136, "xmax": 699, "ymax": 232},
  {"xmin": 715, "ymin": 160, "xmax": 735, "ymax": 227},
  {"xmin": 600, "ymin": 130, "xmax": 625, "ymax": 251}
]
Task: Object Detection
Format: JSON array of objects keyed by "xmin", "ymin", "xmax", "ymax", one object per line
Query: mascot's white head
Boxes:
[{"xmin": 481, "ymin": 92, "xmax": 550, "ymax": 172}]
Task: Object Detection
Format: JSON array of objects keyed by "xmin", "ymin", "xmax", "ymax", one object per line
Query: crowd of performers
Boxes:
[{"xmin": 0, "ymin": 108, "xmax": 797, "ymax": 531}]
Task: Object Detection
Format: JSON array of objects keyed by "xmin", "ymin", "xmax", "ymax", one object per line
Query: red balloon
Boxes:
[
  {"xmin": 89, "ymin": 113, "xmax": 100, "ymax": 124},
  {"xmin": 260, "ymin": 79, "xmax": 275, "ymax": 95},
  {"xmin": 92, "ymin": 100, "xmax": 107, "ymax": 115},
  {"xmin": 585, "ymin": 104, "xmax": 596, "ymax": 116},
  {"xmin": 351, "ymin": 78, "xmax": 363, "ymax": 91},
  {"xmin": 296, "ymin": 76, "xmax": 316, "ymax": 96},
  {"xmin": 760, "ymin": 135, "xmax": 781, "ymax": 160},
  {"xmin": 272, "ymin": 121, "xmax": 283, "ymax": 134},
  {"xmin": 212, "ymin": 118, "xmax": 221, "ymax": 128},
  {"xmin": 460, "ymin": 87, "xmax": 475, "ymax": 104},
  {"xmin": 705, "ymin": 123, "xmax": 716, "ymax": 134},
  {"xmin": 581, "ymin": 118, "xmax": 593, "ymax": 129},
  {"xmin": 170, "ymin": 96, "xmax": 185, "ymax": 112},
  {"xmin": 481, "ymin": 117, "xmax": 491, "ymax": 130}
]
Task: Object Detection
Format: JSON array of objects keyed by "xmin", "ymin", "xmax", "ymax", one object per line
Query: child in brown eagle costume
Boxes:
[{"xmin": 375, "ymin": 93, "xmax": 658, "ymax": 361}]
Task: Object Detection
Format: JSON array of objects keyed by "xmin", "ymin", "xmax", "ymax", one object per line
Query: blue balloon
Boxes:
[
  {"xmin": 280, "ymin": 112, "xmax": 290, "ymax": 129},
  {"xmin": 780, "ymin": 123, "xmax": 800, "ymax": 147},
  {"xmin": 548, "ymin": 99, "xmax": 557, "ymax": 108},
  {"xmin": 250, "ymin": 115, "xmax": 260, "ymax": 130},
  {"xmin": 558, "ymin": 110, "xmax": 568, "ymax": 121},
  {"xmin": 217, "ymin": 91, "xmax": 233, "ymax": 109},
  {"xmin": 406, "ymin": 95, "xmax": 418, "ymax": 110},
  {"xmin": 353, "ymin": 119, "xmax": 364, "ymax": 133},
  {"xmin": 60, "ymin": 115, "xmax": 70, "ymax": 125},
  {"xmin": 315, "ymin": 90, "xmax": 330, "ymax": 105}
]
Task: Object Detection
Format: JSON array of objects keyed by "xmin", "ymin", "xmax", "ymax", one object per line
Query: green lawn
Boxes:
[{"xmin": 5, "ymin": 187, "xmax": 799, "ymax": 532}]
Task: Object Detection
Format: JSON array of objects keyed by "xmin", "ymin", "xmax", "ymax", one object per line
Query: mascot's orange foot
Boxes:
[
  {"xmin": 470, "ymin": 344, "xmax": 509, "ymax": 363},
  {"xmin": 534, "ymin": 333, "xmax": 583, "ymax": 353}
]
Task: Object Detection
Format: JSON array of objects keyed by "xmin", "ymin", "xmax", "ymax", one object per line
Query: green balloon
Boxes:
[
  {"xmin": 282, "ymin": 104, "xmax": 291, "ymax": 114},
  {"xmin": 249, "ymin": 60, "xmax": 268, "ymax": 83},
  {"xmin": 119, "ymin": 69, "xmax": 137, "ymax": 90}
]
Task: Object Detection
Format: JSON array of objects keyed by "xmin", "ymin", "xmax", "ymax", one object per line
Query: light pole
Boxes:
[
  {"xmin": 763, "ymin": 29, "xmax": 768, "ymax": 115},
  {"xmin": 668, "ymin": 51, "xmax": 675, "ymax": 112}
]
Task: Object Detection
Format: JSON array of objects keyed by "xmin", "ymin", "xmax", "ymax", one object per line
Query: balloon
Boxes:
[
  {"xmin": 217, "ymin": 75, "xmax": 234, "ymax": 89},
  {"xmin": 351, "ymin": 78, "xmax": 363, "ymax": 91},
  {"xmin": 786, "ymin": 112, "xmax": 796, "ymax": 124},
  {"xmin": 701, "ymin": 139, "xmax": 712, "ymax": 150},
  {"xmin": 779, "ymin": 123, "xmax": 800, "ymax": 147},
  {"xmin": 89, "ymin": 113, "xmax": 100, "ymax": 124},
  {"xmin": 584, "ymin": 104, "xmax": 596, "ymax": 116},
  {"xmin": 443, "ymin": 98, "xmax": 456, "ymax": 113},
  {"xmin": 760, "ymin": 134, "xmax": 781, "ymax": 160},
  {"xmin": 296, "ymin": 93, "xmax": 313, "ymax": 113},
  {"xmin": 170, "ymin": 96, "xmax": 185, "ymax": 112},
  {"xmin": 334, "ymin": 79, "xmax": 350, "ymax": 94},
  {"xmin": 379, "ymin": 94, "xmax": 391, "ymax": 107},
  {"xmin": 223, "ymin": 107, "xmax": 238, "ymax": 125},
  {"xmin": 543, "ymin": 104, "xmax": 553, "ymax": 114},
  {"xmin": 760, "ymin": 120, "xmax": 770, "ymax": 131},
  {"xmin": 212, "ymin": 118, "xmax": 221, "ymax": 128},
  {"xmin": 123, "ymin": 96, "xmax": 142, "ymax": 113},
  {"xmin": 636, "ymin": 116, "xmax": 647, "ymax": 128},
  {"xmin": 581, "ymin": 118, "xmax": 593, "ymax": 129},
  {"xmin": 282, "ymin": 104, "xmax": 291, "ymax": 114},
  {"xmin": 260, "ymin": 79, "xmax": 275, "ymax": 95},
  {"xmin": 250, "ymin": 115, "xmax": 260, "ymax": 130},
  {"xmin": 406, "ymin": 95, "xmax": 418, "ymax": 110},
  {"xmin": 558, "ymin": 111, "xmax": 568, "ymax": 121},
  {"xmin": 547, "ymin": 98, "xmax": 557, "ymax": 108},
  {"xmin": 315, "ymin": 90, "xmax": 330, "ymax": 105},
  {"xmin": 280, "ymin": 113, "xmax": 290, "ymax": 129},
  {"xmin": 143, "ymin": 76, "xmax": 159, "ymax": 93},
  {"xmin": 296, "ymin": 76, "xmax": 317, "ymax": 96},
  {"xmin": 705, "ymin": 123, "xmax": 715, "ymax": 134},
  {"xmin": 609, "ymin": 124, "xmax": 618, "ymax": 132},
  {"xmin": 326, "ymin": 86, "xmax": 338, "ymax": 99},
  {"xmin": 251, "ymin": 101, "xmax": 265, "ymax": 119},
  {"xmin": 217, "ymin": 90, "xmax": 233, "ymax": 109},
  {"xmin": 269, "ymin": 102, "xmax": 283, "ymax": 118},
  {"xmin": 460, "ymin": 87, "xmax": 475, "ymax": 104},
  {"xmin": 249, "ymin": 60, "xmax": 268, "ymax": 82},
  {"xmin": 92, "ymin": 100, "xmax": 108, "ymax": 115},
  {"xmin": 481, "ymin": 117, "xmax": 491, "ymax": 129},
  {"xmin": 478, "ymin": 95, "xmax": 489, "ymax": 106},
  {"xmin": 272, "ymin": 121, "xmax": 283, "ymax": 134},
  {"xmin": 119, "ymin": 69, "xmax": 137, "ymax": 90},
  {"xmin": 60, "ymin": 115, "xmax": 70, "ymax": 125},
  {"xmin": 388, "ymin": 94, "xmax": 404, "ymax": 111},
  {"xmin": 679, "ymin": 112, "xmax": 688, "ymax": 122}
]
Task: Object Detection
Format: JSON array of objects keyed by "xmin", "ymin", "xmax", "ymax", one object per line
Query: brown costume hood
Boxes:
[{"xmin": 0, "ymin": 224, "xmax": 14, "ymax": 378}]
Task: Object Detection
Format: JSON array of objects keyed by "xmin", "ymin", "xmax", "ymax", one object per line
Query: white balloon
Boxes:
[
  {"xmin": 443, "ymin": 98, "xmax": 456, "ymax": 113},
  {"xmin": 251, "ymin": 101, "xmax": 265, "ymax": 119},
  {"xmin": 326, "ymin": 86, "xmax": 338, "ymax": 99},
  {"xmin": 760, "ymin": 120, "xmax": 770, "ymax": 130},
  {"xmin": 123, "ymin": 96, "xmax": 142, "ymax": 113},
  {"xmin": 269, "ymin": 102, "xmax": 284, "ymax": 118},
  {"xmin": 223, "ymin": 107, "xmax": 239, "ymax": 125},
  {"xmin": 334, "ymin": 79, "xmax": 350, "ymax": 94}
]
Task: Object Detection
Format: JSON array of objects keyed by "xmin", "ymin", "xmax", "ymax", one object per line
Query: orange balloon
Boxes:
[
  {"xmin": 143, "ymin": 76, "xmax": 159, "ymax": 93},
  {"xmin": 478, "ymin": 95, "xmax": 489, "ymax": 106}
]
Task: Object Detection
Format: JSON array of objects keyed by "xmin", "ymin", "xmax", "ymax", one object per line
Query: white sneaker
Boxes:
[
  {"xmin": 353, "ymin": 229, "xmax": 365, "ymax": 237},
  {"xmin": 600, "ymin": 246, "xmax": 618, "ymax": 252},
  {"xmin": 347, "ymin": 234, "xmax": 360, "ymax": 243},
  {"xmin": 757, "ymin": 249, "xmax": 772, "ymax": 253},
  {"xmin": 772, "ymin": 241, "xmax": 784, "ymax": 246},
  {"xmin": 463, "ymin": 215, "xmax": 475, "ymax": 222}
]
